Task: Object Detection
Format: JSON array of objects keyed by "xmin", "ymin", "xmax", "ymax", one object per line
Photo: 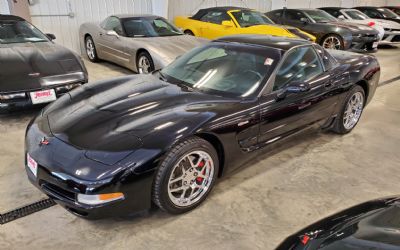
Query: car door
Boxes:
[
  {"xmin": 198, "ymin": 10, "xmax": 235, "ymax": 39},
  {"xmin": 97, "ymin": 16, "xmax": 129, "ymax": 65},
  {"xmin": 282, "ymin": 10, "xmax": 315, "ymax": 34},
  {"xmin": 257, "ymin": 45, "xmax": 339, "ymax": 146}
]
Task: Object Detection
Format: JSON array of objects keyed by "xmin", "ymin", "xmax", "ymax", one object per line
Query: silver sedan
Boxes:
[{"xmin": 79, "ymin": 15, "xmax": 207, "ymax": 73}]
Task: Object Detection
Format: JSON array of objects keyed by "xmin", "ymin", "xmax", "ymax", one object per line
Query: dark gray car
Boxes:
[
  {"xmin": 0, "ymin": 15, "xmax": 88, "ymax": 112},
  {"xmin": 266, "ymin": 8, "xmax": 380, "ymax": 52}
]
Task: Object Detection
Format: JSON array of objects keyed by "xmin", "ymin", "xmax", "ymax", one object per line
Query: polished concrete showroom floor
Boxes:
[{"xmin": 1, "ymin": 45, "xmax": 399, "ymax": 250}]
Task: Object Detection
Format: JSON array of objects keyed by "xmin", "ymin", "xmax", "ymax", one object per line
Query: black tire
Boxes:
[
  {"xmin": 152, "ymin": 137, "xmax": 219, "ymax": 214},
  {"xmin": 136, "ymin": 51, "xmax": 155, "ymax": 74},
  {"xmin": 85, "ymin": 36, "xmax": 99, "ymax": 62},
  {"xmin": 332, "ymin": 85, "xmax": 365, "ymax": 134},
  {"xmin": 320, "ymin": 34, "xmax": 344, "ymax": 50},
  {"xmin": 184, "ymin": 30, "xmax": 194, "ymax": 36}
]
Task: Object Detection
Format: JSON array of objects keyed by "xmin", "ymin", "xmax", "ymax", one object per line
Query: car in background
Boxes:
[
  {"xmin": 320, "ymin": 7, "xmax": 400, "ymax": 44},
  {"xmin": 354, "ymin": 6, "xmax": 400, "ymax": 24},
  {"xmin": 276, "ymin": 196, "xmax": 400, "ymax": 250},
  {"xmin": 174, "ymin": 6, "xmax": 316, "ymax": 41},
  {"xmin": 266, "ymin": 8, "xmax": 380, "ymax": 52},
  {"xmin": 80, "ymin": 15, "xmax": 206, "ymax": 74},
  {"xmin": 383, "ymin": 6, "xmax": 400, "ymax": 16},
  {"xmin": 25, "ymin": 35, "xmax": 380, "ymax": 219},
  {"xmin": 0, "ymin": 15, "xmax": 88, "ymax": 112}
]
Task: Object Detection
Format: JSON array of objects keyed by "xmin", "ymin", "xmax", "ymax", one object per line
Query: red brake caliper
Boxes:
[{"xmin": 196, "ymin": 160, "xmax": 205, "ymax": 183}]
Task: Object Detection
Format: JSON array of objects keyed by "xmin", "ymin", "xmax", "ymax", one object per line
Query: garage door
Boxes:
[{"xmin": 29, "ymin": 0, "xmax": 153, "ymax": 53}]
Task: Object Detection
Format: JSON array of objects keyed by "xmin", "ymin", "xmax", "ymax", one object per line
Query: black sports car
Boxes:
[
  {"xmin": 266, "ymin": 8, "xmax": 380, "ymax": 52},
  {"xmin": 0, "ymin": 15, "xmax": 88, "ymax": 112},
  {"xmin": 276, "ymin": 196, "xmax": 400, "ymax": 250},
  {"xmin": 354, "ymin": 6, "xmax": 400, "ymax": 24},
  {"xmin": 25, "ymin": 35, "xmax": 380, "ymax": 219}
]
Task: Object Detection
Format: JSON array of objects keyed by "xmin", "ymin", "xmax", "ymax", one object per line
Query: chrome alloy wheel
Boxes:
[
  {"xmin": 86, "ymin": 39, "xmax": 95, "ymax": 60},
  {"xmin": 138, "ymin": 56, "xmax": 151, "ymax": 74},
  {"xmin": 322, "ymin": 36, "xmax": 342, "ymax": 50},
  {"xmin": 343, "ymin": 92, "xmax": 364, "ymax": 130},
  {"xmin": 167, "ymin": 150, "xmax": 214, "ymax": 207}
]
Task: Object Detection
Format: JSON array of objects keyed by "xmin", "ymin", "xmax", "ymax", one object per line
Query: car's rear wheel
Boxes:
[
  {"xmin": 321, "ymin": 34, "xmax": 344, "ymax": 50},
  {"xmin": 85, "ymin": 36, "xmax": 99, "ymax": 62},
  {"xmin": 332, "ymin": 85, "xmax": 365, "ymax": 134},
  {"xmin": 184, "ymin": 30, "xmax": 194, "ymax": 36},
  {"xmin": 153, "ymin": 137, "xmax": 219, "ymax": 214},
  {"xmin": 137, "ymin": 51, "xmax": 154, "ymax": 74}
]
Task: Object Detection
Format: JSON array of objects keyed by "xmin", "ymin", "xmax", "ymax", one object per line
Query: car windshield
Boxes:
[
  {"xmin": 377, "ymin": 8, "xmax": 399, "ymax": 18},
  {"xmin": 160, "ymin": 43, "xmax": 279, "ymax": 98},
  {"xmin": 304, "ymin": 9, "xmax": 338, "ymax": 22},
  {"xmin": 123, "ymin": 17, "xmax": 183, "ymax": 37},
  {"xmin": 231, "ymin": 10, "xmax": 274, "ymax": 27},
  {"xmin": 344, "ymin": 10, "xmax": 369, "ymax": 20},
  {"xmin": 0, "ymin": 20, "xmax": 49, "ymax": 44}
]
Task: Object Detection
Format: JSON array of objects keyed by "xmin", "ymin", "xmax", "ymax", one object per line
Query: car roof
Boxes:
[
  {"xmin": 199, "ymin": 6, "xmax": 250, "ymax": 12},
  {"xmin": 354, "ymin": 6, "xmax": 380, "ymax": 9},
  {"xmin": 319, "ymin": 7, "xmax": 343, "ymax": 10},
  {"xmin": 215, "ymin": 34, "xmax": 310, "ymax": 51},
  {"xmin": 0, "ymin": 15, "xmax": 25, "ymax": 21},
  {"xmin": 112, "ymin": 14, "xmax": 161, "ymax": 19}
]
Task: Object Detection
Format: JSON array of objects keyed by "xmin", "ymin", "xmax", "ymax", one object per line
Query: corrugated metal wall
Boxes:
[
  {"xmin": 168, "ymin": 0, "xmax": 273, "ymax": 19},
  {"xmin": 0, "ymin": 0, "xmax": 10, "ymax": 14},
  {"xmin": 29, "ymin": 0, "xmax": 152, "ymax": 53}
]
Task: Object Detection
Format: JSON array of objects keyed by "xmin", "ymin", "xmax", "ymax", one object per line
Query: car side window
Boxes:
[
  {"xmin": 103, "ymin": 17, "xmax": 124, "ymax": 35},
  {"xmin": 200, "ymin": 11, "xmax": 231, "ymax": 24},
  {"xmin": 363, "ymin": 9, "xmax": 380, "ymax": 18},
  {"xmin": 285, "ymin": 10, "xmax": 308, "ymax": 21},
  {"xmin": 273, "ymin": 46, "xmax": 323, "ymax": 91},
  {"xmin": 325, "ymin": 9, "xmax": 340, "ymax": 18},
  {"xmin": 313, "ymin": 44, "xmax": 337, "ymax": 70}
]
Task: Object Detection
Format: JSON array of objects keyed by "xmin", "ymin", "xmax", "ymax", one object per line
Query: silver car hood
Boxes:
[{"xmin": 372, "ymin": 19, "xmax": 400, "ymax": 29}]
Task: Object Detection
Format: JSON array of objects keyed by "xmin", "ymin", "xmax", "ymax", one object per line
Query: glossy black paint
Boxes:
[
  {"xmin": 265, "ymin": 9, "xmax": 380, "ymax": 52},
  {"xmin": 0, "ymin": 15, "xmax": 88, "ymax": 111},
  {"xmin": 25, "ymin": 35, "xmax": 380, "ymax": 219},
  {"xmin": 354, "ymin": 6, "xmax": 400, "ymax": 24},
  {"xmin": 276, "ymin": 196, "xmax": 400, "ymax": 250}
]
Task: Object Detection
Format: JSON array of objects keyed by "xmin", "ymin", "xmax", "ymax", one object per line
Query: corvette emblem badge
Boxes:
[{"xmin": 39, "ymin": 137, "xmax": 50, "ymax": 146}]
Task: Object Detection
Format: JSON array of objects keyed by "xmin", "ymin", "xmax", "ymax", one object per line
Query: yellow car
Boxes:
[{"xmin": 175, "ymin": 6, "xmax": 316, "ymax": 42}]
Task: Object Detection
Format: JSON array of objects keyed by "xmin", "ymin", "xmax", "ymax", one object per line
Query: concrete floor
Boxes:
[{"xmin": 0, "ymin": 46, "xmax": 400, "ymax": 250}]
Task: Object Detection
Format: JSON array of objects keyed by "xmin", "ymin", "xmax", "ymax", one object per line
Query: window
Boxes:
[
  {"xmin": 273, "ymin": 46, "xmax": 323, "ymax": 91},
  {"xmin": 323, "ymin": 9, "xmax": 341, "ymax": 18},
  {"xmin": 285, "ymin": 10, "xmax": 308, "ymax": 21},
  {"xmin": 123, "ymin": 18, "xmax": 182, "ymax": 37},
  {"xmin": 0, "ymin": 20, "xmax": 48, "ymax": 44},
  {"xmin": 231, "ymin": 10, "xmax": 273, "ymax": 27},
  {"xmin": 314, "ymin": 44, "xmax": 337, "ymax": 70},
  {"xmin": 363, "ymin": 9, "xmax": 381, "ymax": 18},
  {"xmin": 103, "ymin": 17, "xmax": 123, "ymax": 35},
  {"xmin": 302, "ymin": 9, "xmax": 337, "ymax": 22},
  {"xmin": 200, "ymin": 11, "xmax": 231, "ymax": 24}
]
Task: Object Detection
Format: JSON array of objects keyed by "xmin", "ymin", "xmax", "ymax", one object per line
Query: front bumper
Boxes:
[
  {"xmin": 381, "ymin": 30, "xmax": 400, "ymax": 43},
  {"xmin": 0, "ymin": 81, "xmax": 85, "ymax": 112},
  {"xmin": 350, "ymin": 34, "xmax": 380, "ymax": 53}
]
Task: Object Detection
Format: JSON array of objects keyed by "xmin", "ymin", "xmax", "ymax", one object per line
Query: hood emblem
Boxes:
[
  {"xmin": 29, "ymin": 73, "xmax": 41, "ymax": 77},
  {"xmin": 39, "ymin": 137, "xmax": 50, "ymax": 146}
]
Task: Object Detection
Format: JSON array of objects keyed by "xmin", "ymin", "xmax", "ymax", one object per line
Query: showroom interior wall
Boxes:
[
  {"xmin": 0, "ymin": 0, "xmax": 10, "ymax": 14},
  {"xmin": 26, "ymin": 0, "xmax": 400, "ymax": 54}
]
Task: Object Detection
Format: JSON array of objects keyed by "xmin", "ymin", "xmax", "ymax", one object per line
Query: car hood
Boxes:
[
  {"xmin": 45, "ymin": 74, "xmax": 228, "ymax": 152},
  {"xmin": 0, "ymin": 42, "xmax": 86, "ymax": 93},
  {"xmin": 135, "ymin": 35, "xmax": 207, "ymax": 65},
  {"xmin": 373, "ymin": 19, "xmax": 400, "ymax": 29},
  {"xmin": 241, "ymin": 24, "xmax": 297, "ymax": 38},
  {"xmin": 322, "ymin": 21, "xmax": 378, "ymax": 34}
]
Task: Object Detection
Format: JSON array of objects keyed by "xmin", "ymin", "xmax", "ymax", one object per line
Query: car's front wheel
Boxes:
[
  {"xmin": 136, "ymin": 51, "xmax": 155, "ymax": 74},
  {"xmin": 153, "ymin": 137, "xmax": 219, "ymax": 214},
  {"xmin": 321, "ymin": 34, "xmax": 344, "ymax": 50},
  {"xmin": 85, "ymin": 36, "xmax": 99, "ymax": 62},
  {"xmin": 332, "ymin": 85, "xmax": 365, "ymax": 134}
]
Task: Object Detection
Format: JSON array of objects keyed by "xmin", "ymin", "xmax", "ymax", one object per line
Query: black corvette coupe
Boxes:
[
  {"xmin": 0, "ymin": 15, "xmax": 87, "ymax": 112},
  {"xmin": 265, "ymin": 8, "xmax": 380, "ymax": 52},
  {"xmin": 25, "ymin": 35, "xmax": 380, "ymax": 219},
  {"xmin": 276, "ymin": 196, "xmax": 400, "ymax": 249}
]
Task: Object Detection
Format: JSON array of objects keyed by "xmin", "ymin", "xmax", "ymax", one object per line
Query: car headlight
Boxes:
[{"xmin": 77, "ymin": 192, "xmax": 125, "ymax": 205}]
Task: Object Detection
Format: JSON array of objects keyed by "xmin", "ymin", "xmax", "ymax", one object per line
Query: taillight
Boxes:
[
  {"xmin": 300, "ymin": 235, "xmax": 310, "ymax": 245},
  {"xmin": 368, "ymin": 21, "xmax": 375, "ymax": 27}
]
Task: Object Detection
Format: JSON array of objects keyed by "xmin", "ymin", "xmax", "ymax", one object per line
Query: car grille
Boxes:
[
  {"xmin": 40, "ymin": 181, "xmax": 76, "ymax": 202},
  {"xmin": 393, "ymin": 35, "xmax": 400, "ymax": 42}
]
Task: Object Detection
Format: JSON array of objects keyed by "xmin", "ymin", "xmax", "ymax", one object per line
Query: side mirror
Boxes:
[
  {"xmin": 277, "ymin": 81, "xmax": 310, "ymax": 99},
  {"xmin": 46, "ymin": 33, "xmax": 56, "ymax": 40},
  {"xmin": 106, "ymin": 30, "xmax": 119, "ymax": 37},
  {"xmin": 338, "ymin": 15, "xmax": 346, "ymax": 20},
  {"xmin": 300, "ymin": 17, "xmax": 309, "ymax": 23},
  {"xmin": 222, "ymin": 20, "xmax": 234, "ymax": 27}
]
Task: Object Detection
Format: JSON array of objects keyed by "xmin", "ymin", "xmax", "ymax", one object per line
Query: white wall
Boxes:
[
  {"xmin": 0, "ymin": 0, "xmax": 10, "ymax": 14},
  {"xmin": 29, "ymin": 0, "xmax": 153, "ymax": 52}
]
